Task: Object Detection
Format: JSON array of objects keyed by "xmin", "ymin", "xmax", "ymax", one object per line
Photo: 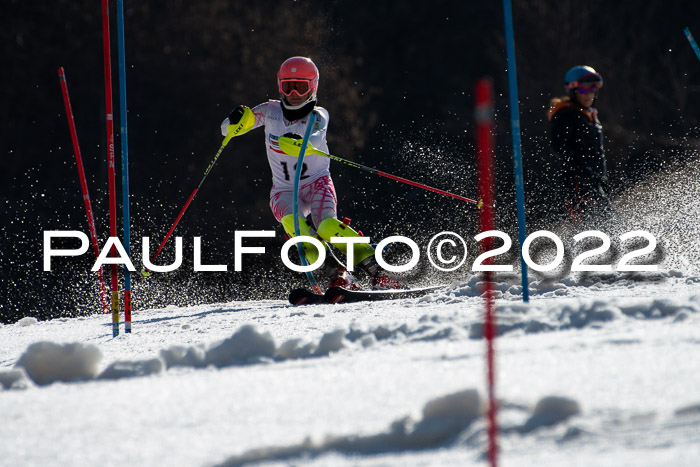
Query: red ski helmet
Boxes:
[{"xmin": 277, "ymin": 57, "xmax": 319, "ymax": 108}]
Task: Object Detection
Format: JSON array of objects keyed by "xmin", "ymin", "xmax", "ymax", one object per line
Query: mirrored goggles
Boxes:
[
  {"xmin": 279, "ymin": 79, "xmax": 312, "ymax": 97},
  {"xmin": 577, "ymin": 83, "xmax": 601, "ymax": 94},
  {"xmin": 567, "ymin": 73, "xmax": 603, "ymax": 91}
]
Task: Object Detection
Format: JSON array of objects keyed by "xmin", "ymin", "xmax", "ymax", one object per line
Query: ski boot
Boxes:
[
  {"xmin": 317, "ymin": 249, "xmax": 360, "ymax": 291},
  {"xmin": 327, "ymin": 266, "xmax": 360, "ymax": 290},
  {"xmin": 358, "ymin": 256, "xmax": 404, "ymax": 290}
]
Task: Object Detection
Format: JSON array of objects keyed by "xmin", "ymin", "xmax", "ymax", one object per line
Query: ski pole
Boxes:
[
  {"xmin": 58, "ymin": 67, "xmax": 110, "ymax": 313},
  {"xmin": 684, "ymin": 27, "xmax": 700, "ymax": 63},
  {"xmin": 143, "ymin": 128, "xmax": 241, "ymax": 277},
  {"xmin": 278, "ymin": 137, "xmax": 482, "ymax": 207}
]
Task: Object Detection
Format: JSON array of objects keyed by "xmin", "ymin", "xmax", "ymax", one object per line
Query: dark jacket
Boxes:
[{"xmin": 548, "ymin": 100, "xmax": 609, "ymax": 218}]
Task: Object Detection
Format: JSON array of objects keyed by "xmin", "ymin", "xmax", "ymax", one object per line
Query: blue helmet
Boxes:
[{"xmin": 564, "ymin": 65, "xmax": 603, "ymax": 89}]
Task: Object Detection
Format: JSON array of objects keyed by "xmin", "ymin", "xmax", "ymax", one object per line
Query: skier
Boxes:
[
  {"xmin": 221, "ymin": 56, "xmax": 402, "ymax": 290},
  {"xmin": 548, "ymin": 65, "xmax": 611, "ymax": 226}
]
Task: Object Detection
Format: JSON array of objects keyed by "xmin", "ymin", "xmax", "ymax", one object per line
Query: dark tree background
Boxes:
[{"xmin": 2, "ymin": 0, "xmax": 699, "ymax": 323}]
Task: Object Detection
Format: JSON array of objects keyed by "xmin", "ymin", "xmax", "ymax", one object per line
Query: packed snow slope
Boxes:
[
  {"xmin": 1, "ymin": 159, "xmax": 699, "ymax": 466},
  {"xmin": 1, "ymin": 273, "xmax": 699, "ymax": 467}
]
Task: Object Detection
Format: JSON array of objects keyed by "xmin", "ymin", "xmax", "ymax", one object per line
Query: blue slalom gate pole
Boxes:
[
  {"xmin": 293, "ymin": 111, "xmax": 323, "ymax": 294},
  {"xmin": 684, "ymin": 27, "xmax": 700, "ymax": 63},
  {"xmin": 503, "ymin": 0, "xmax": 529, "ymax": 302},
  {"xmin": 116, "ymin": 0, "xmax": 132, "ymax": 332}
]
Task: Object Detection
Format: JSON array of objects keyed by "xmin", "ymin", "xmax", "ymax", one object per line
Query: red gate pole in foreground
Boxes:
[
  {"xmin": 58, "ymin": 67, "xmax": 109, "ymax": 313},
  {"xmin": 101, "ymin": 0, "xmax": 120, "ymax": 337},
  {"xmin": 475, "ymin": 78, "xmax": 498, "ymax": 467}
]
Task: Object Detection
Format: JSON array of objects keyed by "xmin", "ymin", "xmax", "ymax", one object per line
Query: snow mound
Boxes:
[
  {"xmin": 518, "ymin": 396, "xmax": 581, "ymax": 433},
  {"xmin": 433, "ymin": 271, "xmax": 698, "ymax": 305},
  {"xmin": 275, "ymin": 338, "xmax": 317, "ymax": 359},
  {"xmin": 14, "ymin": 341, "xmax": 102, "ymax": 386},
  {"xmin": 216, "ymin": 388, "xmax": 483, "ymax": 467},
  {"xmin": 8, "ymin": 288, "xmax": 699, "ymax": 391},
  {"xmin": 205, "ymin": 324, "xmax": 276, "ymax": 366},
  {"xmin": 675, "ymin": 403, "xmax": 700, "ymax": 418},
  {"xmin": 422, "ymin": 389, "xmax": 482, "ymax": 421},
  {"xmin": 467, "ymin": 294, "xmax": 700, "ymax": 339},
  {"xmin": 0, "ymin": 368, "xmax": 33, "ymax": 389},
  {"xmin": 162, "ymin": 324, "xmax": 348, "ymax": 369},
  {"xmin": 214, "ymin": 388, "xmax": 583, "ymax": 466},
  {"xmin": 98, "ymin": 358, "xmax": 165, "ymax": 380},
  {"xmin": 5, "ymin": 323, "xmax": 355, "ymax": 390},
  {"xmin": 160, "ymin": 344, "xmax": 207, "ymax": 368},
  {"xmin": 17, "ymin": 316, "xmax": 38, "ymax": 327},
  {"xmin": 313, "ymin": 328, "xmax": 347, "ymax": 356}
]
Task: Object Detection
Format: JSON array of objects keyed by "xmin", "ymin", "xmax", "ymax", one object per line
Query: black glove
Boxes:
[
  {"xmin": 282, "ymin": 132, "xmax": 303, "ymax": 140},
  {"xmin": 228, "ymin": 105, "xmax": 247, "ymax": 125}
]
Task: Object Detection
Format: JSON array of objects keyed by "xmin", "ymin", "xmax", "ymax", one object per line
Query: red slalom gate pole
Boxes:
[
  {"xmin": 475, "ymin": 78, "xmax": 498, "ymax": 467},
  {"xmin": 58, "ymin": 67, "xmax": 109, "ymax": 314},
  {"xmin": 102, "ymin": 0, "xmax": 120, "ymax": 337}
]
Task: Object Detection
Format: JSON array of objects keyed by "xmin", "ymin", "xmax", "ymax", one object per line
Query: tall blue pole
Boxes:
[
  {"xmin": 293, "ymin": 111, "xmax": 322, "ymax": 293},
  {"xmin": 684, "ymin": 28, "xmax": 700, "ymax": 63},
  {"xmin": 503, "ymin": 0, "xmax": 529, "ymax": 302},
  {"xmin": 116, "ymin": 0, "xmax": 132, "ymax": 331}
]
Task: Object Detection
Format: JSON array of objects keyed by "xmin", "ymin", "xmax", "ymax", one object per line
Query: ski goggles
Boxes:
[
  {"xmin": 279, "ymin": 79, "xmax": 312, "ymax": 97},
  {"xmin": 577, "ymin": 83, "xmax": 601, "ymax": 94},
  {"xmin": 566, "ymin": 73, "xmax": 603, "ymax": 91}
]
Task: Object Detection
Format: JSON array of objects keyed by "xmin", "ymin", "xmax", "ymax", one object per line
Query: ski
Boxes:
[
  {"xmin": 324, "ymin": 285, "xmax": 445, "ymax": 303},
  {"xmin": 289, "ymin": 285, "xmax": 445, "ymax": 305},
  {"xmin": 288, "ymin": 288, "xmax": 326, "ymax": 305}
]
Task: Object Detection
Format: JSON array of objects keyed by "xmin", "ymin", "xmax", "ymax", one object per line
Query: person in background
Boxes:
[
  {"xmin": 548, "ymin": 65, "xmax": 611, "ymax": 226},
  {"xmin": 221, "ymin": 56, "xmax": 402, "ymax": 290}
]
